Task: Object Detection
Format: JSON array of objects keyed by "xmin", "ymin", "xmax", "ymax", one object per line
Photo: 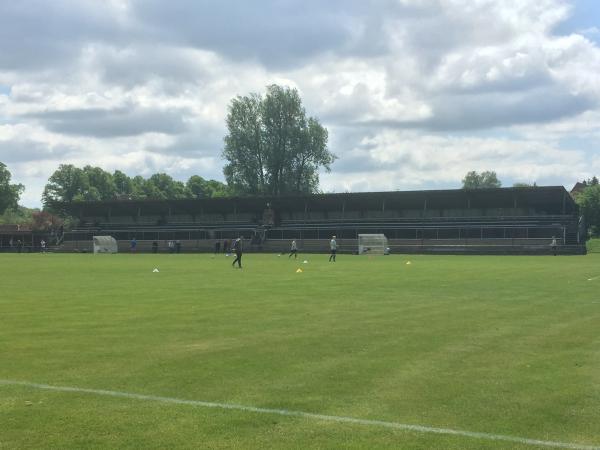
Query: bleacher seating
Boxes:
[
  {"xmin": 64, "ymin": 211, "xmax": 582, "ymax": 254},
  {"xmin": 56, "ymin": 186, "xmax": 586, "ymax": 254},
  {"xmin": 169, "ymin": 214, "xmax": 194, "ymax": 223}
]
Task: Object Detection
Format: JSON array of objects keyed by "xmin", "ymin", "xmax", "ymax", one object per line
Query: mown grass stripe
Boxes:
[{"xmin": 1, "ymin": 379, "xmax": 597, "ymax": 450}]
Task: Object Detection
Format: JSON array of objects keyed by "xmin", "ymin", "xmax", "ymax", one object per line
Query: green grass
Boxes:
[
  {"xmin": 587, "ymin": 238, "xmax": 600, "ymax": 253},
  {"xmin": 1, "ymin": 252, "xmax": 599, "ymax": 449}
]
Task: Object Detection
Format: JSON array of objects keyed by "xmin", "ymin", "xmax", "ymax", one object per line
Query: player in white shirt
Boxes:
[
  {"xmin": 328, "ymin": 235, "xmax": 337, "ymax": 262},
  {"xmin": 289, "ymin": 239, "xmax": 298, "ymax": 259}
]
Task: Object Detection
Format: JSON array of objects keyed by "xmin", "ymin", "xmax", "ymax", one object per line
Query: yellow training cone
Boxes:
[
  {"xmin": 406, "ymin": 261, "xmax": 412, "ymax": 265},
  {"xmin": 296, "ymin": 268, "xmax": 303, "ymax": 273}
]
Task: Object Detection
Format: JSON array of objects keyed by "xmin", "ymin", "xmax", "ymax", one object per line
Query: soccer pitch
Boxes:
[{"xmin": 1, "ymin": 252, "xmax": 599, "ymax": 449}]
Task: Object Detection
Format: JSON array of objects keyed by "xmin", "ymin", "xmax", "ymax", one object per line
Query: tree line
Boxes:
[
  {"xmin": 572, "ymin": 177, "xmax": 600, "ymax": 237},
  {"xmin": 2, "ymin": 162, "xmax": 600, "ymax": 236},
  {"xmin": 461, "ymin": 170, "xmax": 537, "ymax": 188},
  {"xmin": 42, "ymin": 165, "xmax": 230, "ymax": 205}
]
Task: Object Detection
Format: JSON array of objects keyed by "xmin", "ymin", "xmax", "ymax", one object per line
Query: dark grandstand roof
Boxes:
[{"xmin": 56, "ymin": 186, "xmax": 577, "ymax": 217}]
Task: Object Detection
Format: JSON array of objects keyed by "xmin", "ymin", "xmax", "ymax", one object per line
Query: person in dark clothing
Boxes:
[
  {"xmin": 175, "ymin": 240, "xmax": 181, "ymax": 253},
  {"xmin": 17, "ymin": 239, "xmax": 23, "ymax": 253},
  {"xmin": 231, "ymin": 237, "xmax": 243, "ymax": 268},
  {"xmin": 223, "ymin": 239, "xmax": 229, "ymax": 254},
  {"xmin": 152, "ymin": 241, "xmax": 158, "ymax": 254},
  {"xmin": 214, "ymin": 240, "xmax": 221, "ymax": 255}
]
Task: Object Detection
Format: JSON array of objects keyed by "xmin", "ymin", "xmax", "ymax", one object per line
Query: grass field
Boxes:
[{"xmin": 1, "ymin": 250, "xmax": 599, "ymax": 449}]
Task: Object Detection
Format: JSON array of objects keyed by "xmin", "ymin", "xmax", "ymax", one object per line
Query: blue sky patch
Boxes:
[{"xmin": 554, "ymin": 0, "xmax": 600, "ymax": 43}]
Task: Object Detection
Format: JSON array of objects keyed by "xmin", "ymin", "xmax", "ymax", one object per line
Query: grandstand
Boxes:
[
  {"xmin": 56, "ymin": 186, "xmax": 587, "ymax": 255},
  {"xmin": 0, "ymin": 224, "xmax": 51, "ymax": 253}
]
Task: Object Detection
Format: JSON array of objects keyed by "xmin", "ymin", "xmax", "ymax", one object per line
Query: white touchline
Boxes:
[{"xmin": 1, "ymin": 379, "xmax": 598, "ymax": 450}]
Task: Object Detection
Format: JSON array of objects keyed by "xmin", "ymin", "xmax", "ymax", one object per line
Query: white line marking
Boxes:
[{"xmin": 1, "ymin": 379, "xmax": 598, "ymax": 450}]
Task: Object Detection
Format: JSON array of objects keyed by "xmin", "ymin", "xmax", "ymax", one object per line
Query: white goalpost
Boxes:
[
  {"xmin": 93, "ymin": 236, "xmax": 118, "ymax": 254},
  {"xmin": 358, "ymin": 234, "xmax": 388, "ymax": 255}
]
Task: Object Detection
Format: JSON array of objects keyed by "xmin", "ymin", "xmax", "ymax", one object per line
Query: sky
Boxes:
[{"xmin": 0, "ymin": 0, "xmax": 599, "ymax": 207}]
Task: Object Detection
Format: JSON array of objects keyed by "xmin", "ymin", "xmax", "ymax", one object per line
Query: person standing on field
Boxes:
[
  {"xmin": 289, "ymin": 239, "xmax": 298, "ymax": 259},
  {"xmin": 130, "ymin": 237, "xmax": 137, "ymax": 253},
  {"xmin": 231, "ymin": 237, "xmax": 243, "ymax": 268},
  {"xmin": 329, "ymin": 235, "xmax": 337, "ymax": 262},
  {"xmin": 40, "ymin": 239, "xmax": 46, "ymax": 253},
  {"xmin": 551, "ymin": 236, "xmax": 558, "ymax": 256}
]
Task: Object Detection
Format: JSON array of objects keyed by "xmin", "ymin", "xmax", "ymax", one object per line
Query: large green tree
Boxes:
[
  {"xmin": 223, "ymin": 84, "xmax": 335, "ymax": 195},
  {"xmin": 462, "ymin": 171, "xmax": 502, "ymax": 189},
  {"xmin": 42, "ymin": 164, "xmax": 88, "ymax": 204},
  {"xmin": 0, "ymin": 205, "xmax": 35, "ymax": 226},
  {"xmin": 186, "ymin": 175, "xmax": 229, "ymax": 198},
  {"xmin": 81, "ymin": 166, "xmax": 117, "ymax": 201},
  {"xmin": 202, "ymin": 179, "xmax": 229, "ymax": 197},
  {"xmin": 186, "ymin": 175, "xmax": 208, "ymax": 198},
  {"xmin": 576, "ymin": 184, "xmax": 600, "ymax": 236},
  {"xmin": 113, "ymin": 170, "xmax": 134, "ymax": 199},
  {"xmin": 43, "ymin": 165, "xmax": 117, "ymax": 204},
  {"xmin": 0, "ymin": 162, "xmax": 24, "ymax": 214},
  {"xmin": 142, "ymin": 173, "xmax": 188, "ymax": 200},
  {"xmin": 223, "ymin": 93, "xmax": 265, "ymax": 194}
]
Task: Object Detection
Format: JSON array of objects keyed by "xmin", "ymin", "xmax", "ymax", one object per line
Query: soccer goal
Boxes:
[
  {"xmin": 93, "ymin": 236, "xmax": 118, "ymax": 254},
  {"xmin": 358, "ymin": 234, "xmax": 388, "ymax": 255}
]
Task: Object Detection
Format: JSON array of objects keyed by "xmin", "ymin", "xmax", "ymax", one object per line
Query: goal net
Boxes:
[
  {"xmin": 93, "ymin": 236, "xmax": 118, "ymax": 254},
  {"xmin": 358, "ymin": 234, "xmax": 388, "ymax": 255}
]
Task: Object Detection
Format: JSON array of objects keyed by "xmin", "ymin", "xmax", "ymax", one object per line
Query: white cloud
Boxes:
[
  {"xmin": 320, "ymin": 131, "xmax": 591, "ymax": 192},
  {"xmin": 579, "ymin": 26, "xmax": 600, "ymax": 37}
]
